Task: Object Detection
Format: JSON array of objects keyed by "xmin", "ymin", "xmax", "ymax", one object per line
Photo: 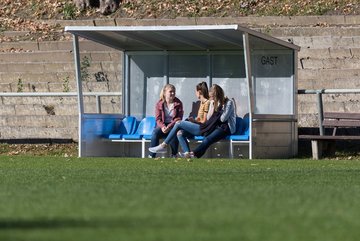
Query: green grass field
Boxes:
[{"xmin": 1, "ymin": 156, "xmax": 360, "ymax": 241}]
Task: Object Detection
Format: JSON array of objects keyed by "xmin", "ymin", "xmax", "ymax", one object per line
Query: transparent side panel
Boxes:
[
  {"xmin": 127, "ymin": 52, "xmax": 251, "ymax": 119},
  {"xmin": 249, "ymin": 35, "xmax": 294, "ymax": 115},
  {"xmin": 129, "ymin": 55, "xmax": 165, "ymax": 119},
  {"xmin": 78, "ymin": 41, "xmax": 122, "ymax": 114},
  {"xmin": 212, "ymin": 53, "xmax": 248, "ymax": 118},
  {"xmin": 169, "ymin": 55, "xmax": 209, "ymax": 117}
]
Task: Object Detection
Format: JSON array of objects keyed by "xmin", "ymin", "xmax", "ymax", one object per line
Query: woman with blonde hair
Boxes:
[
  {"xmin": 148, "ymin": 84, "xmax": 184, "ymax": 158},
  {"xmin": 149, "ymin": 82, "xmax": 214, "ymax": 155}
]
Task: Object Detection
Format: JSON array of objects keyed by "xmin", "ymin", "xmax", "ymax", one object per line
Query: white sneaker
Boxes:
[
  {"xmin": 149, "ymin": 144, "xmax": 167, "ymax": 153},
  {"xmin": 178, "ymin": 152, "xmax": 194, "ymax": 158}
]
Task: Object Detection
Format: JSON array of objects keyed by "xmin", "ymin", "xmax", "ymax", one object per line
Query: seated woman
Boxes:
[
  {"xmin": 188, "ymin": 82, "xmax": 210, "ymax": 124},
  {"xmin": 148, "ymin": 84, "xmax": 184, "ymax": 158},
  {"xmin": 183, "ymin": 84, "xmax": 236, "ymax": 158},
  {"xmin": 149, "ymin": 81, "xmax": 210, "ymax": 154}
]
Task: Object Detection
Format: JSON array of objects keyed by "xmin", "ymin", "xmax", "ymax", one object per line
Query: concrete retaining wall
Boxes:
[{"xmin": 1, "ymin": 16, "xmax": 360, "ymax": 141}]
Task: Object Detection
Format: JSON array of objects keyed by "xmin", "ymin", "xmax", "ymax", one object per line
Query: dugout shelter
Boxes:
[{"xmin": 65, "ymin": 24, "xmax": 300, "ymax": 159}]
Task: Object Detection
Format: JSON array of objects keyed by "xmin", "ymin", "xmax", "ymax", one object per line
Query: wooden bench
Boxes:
[{"xmin": 299, "ymin": 112, "xmax": 360, "ymax": 159}]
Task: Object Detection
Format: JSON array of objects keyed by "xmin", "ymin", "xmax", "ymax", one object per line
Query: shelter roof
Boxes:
[{"xmin": 65, "ymin": 24, "xmax": 300, "ymax": 51}]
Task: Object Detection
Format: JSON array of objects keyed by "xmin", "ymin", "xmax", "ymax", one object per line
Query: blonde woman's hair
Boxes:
[
  {"xmin": 160, "ymin": 84, "xmax": 176, "ymax": 101},
  {"xmin": 211, "ymin": 84, "xmax": 226, "ymax": 112}
]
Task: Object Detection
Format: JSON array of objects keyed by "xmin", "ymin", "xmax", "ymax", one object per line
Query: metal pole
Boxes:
[
  {"xmin": 298, "ymin": 88, "xmax": 360, "ymax": 94},
  {"xmin": 243, "ymin": 33, "xmax": 253, "ymax": 160},
  {"xmin": 72, "ymin": 34, "xmax": 84, "ymax": 157},
  {"xmin": 122, "ymin": 52, "xmax": 126, "ymax": 115},
  {"xmin": 0, "ymin": 92, "xmax": 121, "ymax": 97},
  {"xmin": 293, "ymin": 50, "xmax": 298, "ymax": 157},
  {"xmin": 316, "ymin": 91, "xmax": 324, "ymax": 136},
  {"xmin": 164, "ymin": 52, "xmax": 169, "ymax": 84},
  {"xmin": 124, "ymin": 52, "xmax": 130, "ymax": 116},
  {"xmin": 96, "ymin": 95, "xmax": 101, "ymax": 113},
  {"xmin": 208, "ymin": 51, "xmax": 212, "ymax": 86}
]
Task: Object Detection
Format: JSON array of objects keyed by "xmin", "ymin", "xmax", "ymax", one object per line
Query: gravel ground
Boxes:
[{"xmin": 0, "ymin": 143, "xmax": 78, "ymax": 157}]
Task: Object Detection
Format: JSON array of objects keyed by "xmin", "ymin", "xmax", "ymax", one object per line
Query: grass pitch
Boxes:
[{"xmin": 1, "ymin": 156, "xmax": 360, "ymax": 241}]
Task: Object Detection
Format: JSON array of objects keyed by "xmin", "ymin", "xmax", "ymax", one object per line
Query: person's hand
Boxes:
[
  {"xmin": 163, "ymin": 126, "xmax": 171, "ymax": 133},
  {"xmin": 188, "ymin": 117, "xmax": 195, "ymax": 122},
  {"xmin": 161, "ymin": 126, "xmax": 168, "ymax": 133}
]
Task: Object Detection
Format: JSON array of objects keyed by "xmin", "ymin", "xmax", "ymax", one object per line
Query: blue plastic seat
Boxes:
[
  {"xmin": 194, "ymin": 135, "xmax": 204, "ymax": 141},
  {"xmin": 228, "ymin": 117, "xmax": 250, "ymax": 158},
  {"xmin": 122, "ymin": 116, "xmax": 156, "ymax": 140},
  {"xmin": 228, "ymin": 117, "xmax": 249, "ymax": 141},
  {"xmin": 108, "ymin": 116, "xmax": 137, "ymax": 140}
]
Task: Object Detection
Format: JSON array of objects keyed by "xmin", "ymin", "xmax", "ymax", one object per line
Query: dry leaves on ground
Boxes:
[
  {"xmin": 1, "ymin": 0, "xmax": 360, "ymax": 42},
  {"xmin": 0, "ymin": 143, "xmax": 78, "ymax": 157}
]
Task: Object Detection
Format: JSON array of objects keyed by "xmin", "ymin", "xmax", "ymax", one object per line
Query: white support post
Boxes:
[
  {"xmin": 124, "ymin": 52, "xmax": 130, "ymax": 116},
  {"xmin": 142, "ymin": 140, "xmax": 146, "ymax": 158},
  {"xmin": 72, "ymin": 34, "xmax": 84, "ymax": 157},
  {"xmin": 229, "ymin": 140, "xmax": 234, "ymax": 159},
  {"xmin": 96, "ymin": 95, "xmax": 101, "ymax": 113},
  {"xmin": 243, "ymin": 33, "xmax": 253, "ymax": 160}
]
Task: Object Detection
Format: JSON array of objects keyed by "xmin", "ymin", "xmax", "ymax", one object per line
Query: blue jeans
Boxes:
[
  {"xmin": 193, "ymin": 126, "xmax": 230, "ymax": 158},
  {"xmin": 176, "ymin": 130, "xmax": 193, "ymax": 153},
  {"xmin": 149, "ymin": 127, "xmax": 179, "ymax": 157},
  {"xmin": 163, "ymin": 121, "xmax": 201, "ymax": 153}
]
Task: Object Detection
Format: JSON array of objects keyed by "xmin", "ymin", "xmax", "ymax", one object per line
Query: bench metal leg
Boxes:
[
  {"xmin": 141, "ymin": 140, "xmax": 145, "ymax": 158},
  {"xmin": 311, "ymin": 140, "xmax": 323, "ymax": 160},
  {"xmin": 229, "ymin": 141, "xmax": 234, "ymax": 159},
  {"xmin": 327, "ymin": 141, "xmax": 336, "ymax": 156}
]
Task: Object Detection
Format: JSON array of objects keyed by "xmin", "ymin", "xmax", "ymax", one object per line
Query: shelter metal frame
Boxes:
[{"xmin": 66, "ymin": 24, "xmax": 300, "ymax": 159}]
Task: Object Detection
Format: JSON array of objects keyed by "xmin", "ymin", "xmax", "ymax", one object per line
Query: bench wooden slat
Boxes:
[
  {"xmin": 323, "ymin": 119, "xmax": 360, "ymax": 127},
  {"xmin": 324, "ymin": 112, "xmax": 360, "ymax": 120},
  {"xmin": 299, "ymin": 135, "xmax": 360, "ymax": 140}
]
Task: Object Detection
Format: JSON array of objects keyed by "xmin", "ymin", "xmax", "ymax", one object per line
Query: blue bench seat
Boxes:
[
  {"xmin": 108, "ymin": 134, "xmax": 122, "ymax": 139},
  {"xmin": 107, "ymin": 116, "xmax": 137, "ymax": 140},
  {"xmin": 108, "ymin": 116, "xmax": 250, "ymax": 158},
  {"xmin": 108, "ymin": 116, "xmax": 156, "ymax": 157},
  {"xmin": 227, "ymin": 135, "xmax": 249, "ymax": 141}
]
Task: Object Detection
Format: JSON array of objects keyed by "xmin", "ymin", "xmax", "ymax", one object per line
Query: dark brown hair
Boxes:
[{"xmin": 196, "ymin": 82, "xmax": 209, "ymax": 99}]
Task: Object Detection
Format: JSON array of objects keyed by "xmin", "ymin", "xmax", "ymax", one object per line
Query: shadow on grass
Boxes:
[{"xmin": 0, "ymin": 218, "xmax": 135, "ymax": 230}]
